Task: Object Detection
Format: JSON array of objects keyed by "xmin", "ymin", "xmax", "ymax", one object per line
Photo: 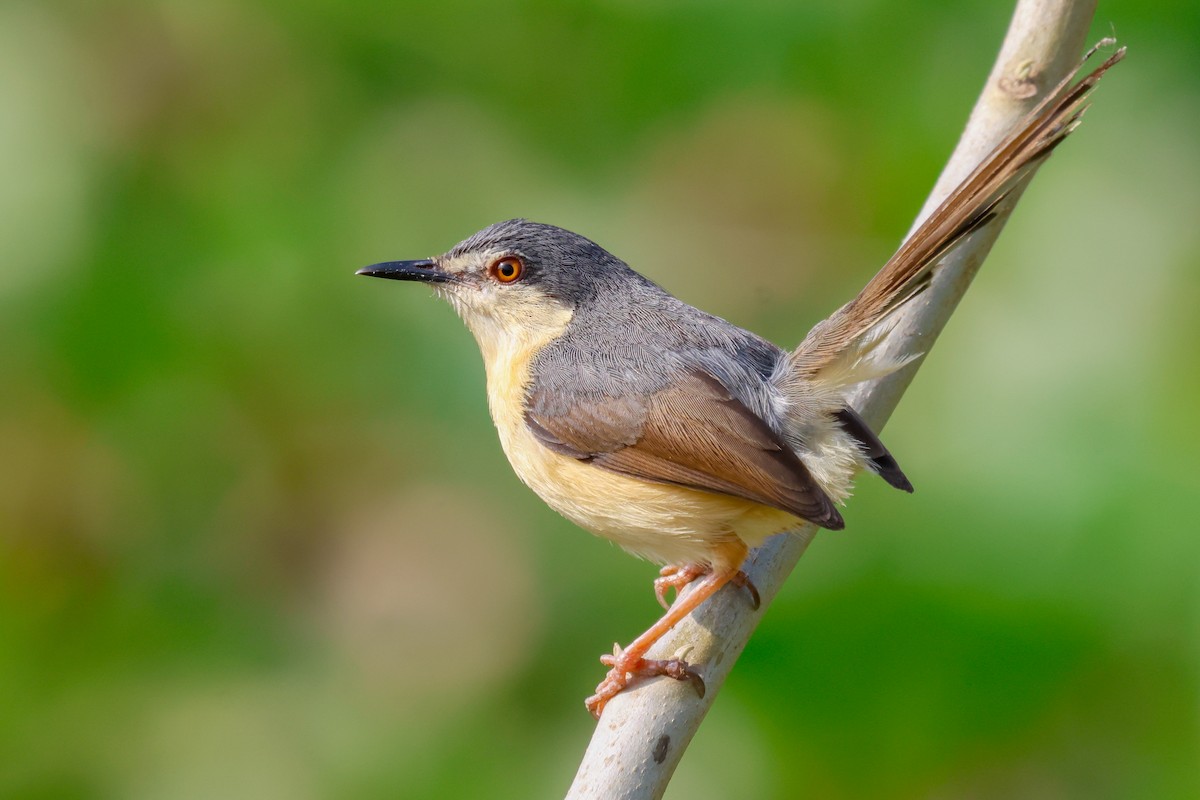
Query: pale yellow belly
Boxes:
[
  {"xmin": 492, "ymin": 390, "xmax": 799, "ymax": 568},
  {"xmin": 473, "ymin": 309, "xmax": 801, "ymax": 569}
]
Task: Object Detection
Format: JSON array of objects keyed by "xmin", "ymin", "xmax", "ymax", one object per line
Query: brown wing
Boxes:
[{"xmin": 525, "ymin": 369, "xmax": 844, "ymax": 530}]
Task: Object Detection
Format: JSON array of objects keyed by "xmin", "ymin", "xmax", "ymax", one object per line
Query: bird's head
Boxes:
[{"xmin": 358, "ymin": 219, "xmax": 641, "ymax": 354}]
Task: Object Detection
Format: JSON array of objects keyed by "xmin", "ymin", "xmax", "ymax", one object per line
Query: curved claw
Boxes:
[
  {"xmin": 653, "ymin": 564, "xmax": 705, "ymax": 610},
  {"xmin": 654, "ymin": 580, "xmax": 671, "ymax": 611},
  {"xmin": 657, "ymin": 658, "xmax": 706, "ymax": 698},
  {"xmin": 654, "ymin": 565, "xmax": 760, "ymax": 611},
  {"xmin": 731, "ymin": 570, "xmax": 761, "ymax": 610}
]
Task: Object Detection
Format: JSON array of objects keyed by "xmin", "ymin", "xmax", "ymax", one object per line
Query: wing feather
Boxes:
[{"xmin": 525, "ymin": 369, "xmax": 844, "ymax": 530}]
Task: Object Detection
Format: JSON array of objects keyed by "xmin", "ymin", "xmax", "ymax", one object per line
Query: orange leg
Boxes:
[
  {"xmin": 586, "ymin": 538, "xmax": 756, "ymax": 719},
  {"xmin": 585, "ymin": 567, "xmax": 735, "ymax": 718},
  {"xmin": 655, "ymin": 564, "xmax": 761, "ymax": 610}
]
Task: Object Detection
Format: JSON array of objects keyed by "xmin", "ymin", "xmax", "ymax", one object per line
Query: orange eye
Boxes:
[{"xmin": 489, "ymin": 256, "xmax": 524, "ymax": 284}]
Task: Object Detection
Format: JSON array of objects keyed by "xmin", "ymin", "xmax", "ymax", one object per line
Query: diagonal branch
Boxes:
[{"xmin": 567, "ymin": 2, "xmax": 1112, "ymax": 798}]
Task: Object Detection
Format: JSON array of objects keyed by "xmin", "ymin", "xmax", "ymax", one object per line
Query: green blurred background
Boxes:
[{"xmin": 1, "ymin": 1, "xmax": 1196, "ymax": 797}]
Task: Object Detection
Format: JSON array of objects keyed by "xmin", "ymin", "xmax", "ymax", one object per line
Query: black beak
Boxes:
[{"xmin": 356, "ymin": 259, "xmax": 453, "ymax": 284}]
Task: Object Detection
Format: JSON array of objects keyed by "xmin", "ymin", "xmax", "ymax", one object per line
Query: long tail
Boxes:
[{"xmin": 789, "ymin": 42, "xmax": 1125, "ymax": 381}]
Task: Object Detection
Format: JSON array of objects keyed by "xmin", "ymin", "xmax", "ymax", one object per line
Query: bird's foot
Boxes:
[
  {"xmin": 585, "ymin": 643, "xmax": 705, "ymax": 719},
  {"xmin": 655, "ymin": 564, "xmax": 760, "ymax": 610},
  {"xmin": 653, "ymin": 564, "xmax": 705, "ymax": 609}
]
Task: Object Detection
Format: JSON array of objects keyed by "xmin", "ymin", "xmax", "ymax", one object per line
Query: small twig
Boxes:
[{"xmin": 567, "ymin": 2, "xmax": 1103, "ymax": 798}]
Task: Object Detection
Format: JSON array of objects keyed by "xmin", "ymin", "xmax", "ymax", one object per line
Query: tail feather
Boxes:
[
  {"xmin": 789, "ymin": 42, "xmax": 1125, "ymax": 380},
  {"xmin": 833, "ymin": 407, "xmax": 913, "ymax": 492}
]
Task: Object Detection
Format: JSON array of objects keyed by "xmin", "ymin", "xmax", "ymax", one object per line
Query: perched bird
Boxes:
[{"xmin": 359, "ymin": 47, "xmax": 1122, "ymax": 718}]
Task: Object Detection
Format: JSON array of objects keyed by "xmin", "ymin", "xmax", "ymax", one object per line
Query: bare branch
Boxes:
[{"xmin": 568, "ymin": 3, "xmax": 1106, "ymax": 798}]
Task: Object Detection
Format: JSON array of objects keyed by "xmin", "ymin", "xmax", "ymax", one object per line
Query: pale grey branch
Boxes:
[{"xmin": 567, "ymin": 3, "xmax": 1101, "ymax": 798}]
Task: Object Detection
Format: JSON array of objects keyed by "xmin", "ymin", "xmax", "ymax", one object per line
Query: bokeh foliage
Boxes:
[{"xmin": 1, "ymin": 1, "xmax": 1197, "ymax": 798}]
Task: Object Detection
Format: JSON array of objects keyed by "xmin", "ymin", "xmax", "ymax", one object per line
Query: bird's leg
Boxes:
[
  {"xmin": 585, "ymin": 566, "xmax": 734, "ymax": 718},
  {"xmin": 655, "ymin": 564, "xmax": 760, "ymax": 610},
  {"xmin": 583, "ymin": 537, "xmax": 748, "ymax": 719}
]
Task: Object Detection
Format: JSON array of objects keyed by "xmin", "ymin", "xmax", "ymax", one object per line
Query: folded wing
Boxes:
[{"xmin": 526, "ymin": 368, "xmax": 844, "ymax": 530}]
